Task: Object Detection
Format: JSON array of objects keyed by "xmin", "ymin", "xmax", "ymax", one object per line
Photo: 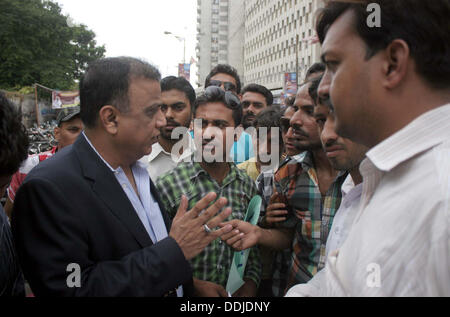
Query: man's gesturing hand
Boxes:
[
  {"xmin": 170, "ymin": 193, "xmax": 233, "ymax": 260},
  {"xmin": 219, "ymin": 220, "xmax": 260, "ymax": 251}
]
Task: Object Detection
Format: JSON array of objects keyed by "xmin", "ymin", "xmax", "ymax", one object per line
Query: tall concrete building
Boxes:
[
  {"xmin": 196, "ymin": 0, "xmax": 245, "ymax": 88},
  {"xmin": 244, "ymin": 0, "xmax": 325, "ymax": 101}
]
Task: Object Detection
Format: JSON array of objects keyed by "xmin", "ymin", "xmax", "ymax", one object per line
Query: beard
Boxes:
[
  {"xmin": 160, "ymin": 119, "xmax": 190, "ymax": 141},
  {"xmin": 242, "ymin": 113, "xmax": 256, "ymax": 129}
]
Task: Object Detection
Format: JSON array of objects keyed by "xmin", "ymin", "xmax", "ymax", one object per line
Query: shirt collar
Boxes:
[
  {"xmin": 82, "ymin": 132, "xmax": 117, "ymax": 172},
  {"xmin": 291, "ymin": 151, "xmax": 314, "ymax": 169},
  {"xmin": 367, "ymin": 103, "xmax": 450, "ymax": 172},
  {"xmin": 147, "ymin": 142, "xmax": 165, "ymax": 162},
  {"xmin": 186, "ymin": 161, "xmax": 245, "ymax": 182},
  {"xmin": 147, "ymin": 132, "xmax": 196, "ymax": 163},
  {"xmin": 341, "ymin": 174, "xmax": 356, "ymax": 196},
  {"xmin": 82, "ymin": 132, "xmax": 143, "ymax": 174}
]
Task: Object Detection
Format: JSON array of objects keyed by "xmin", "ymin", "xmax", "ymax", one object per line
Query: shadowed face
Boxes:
[
  {"xmin": 159, "ymin": 89, "xmax": 192, "ymax": 141},
  {"xmin": 288, "ymin": 83, "xmax": 322, "ymax": 152},
  {"xmin": 315, "ymin": 101, "xmax": 368, "ymax": 171},
  {"xmin": 242, "ymin": 92, "xmax": 268, "ymax": 129},
  {"xmin": 195, "ymin": 102, "xmax": 235, "ymax": 163},
  {"xmin": 319, "ymin": 10, "xmax": 382, "ymax": 145},
  {"xmin": 54, "ymin": 117, "xmax": 83, "ymax": 149}
]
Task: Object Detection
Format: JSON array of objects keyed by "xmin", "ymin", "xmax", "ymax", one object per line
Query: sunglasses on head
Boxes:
[
  {"xmin": 208, "ymin": 80, "xmax": 237, "ymax": 92},
  {"xmin": 204, "ymin": 86, "xmax": 241, "ymax": 109}
]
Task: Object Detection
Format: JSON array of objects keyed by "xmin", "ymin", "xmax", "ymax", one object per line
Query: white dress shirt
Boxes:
[
  {"xmin": 140, "ymin": 132, "xmax": 195, "ymax": 181},
  {"xmin": 287, "ymin": 103, "xmax": 450, "ymax": 297},
  {"xmin": 325, "ymin": 175, "xmax": 363, "ymax": 259}
]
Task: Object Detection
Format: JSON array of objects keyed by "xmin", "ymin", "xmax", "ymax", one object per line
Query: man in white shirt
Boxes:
[
  {"xmin": 290, "ymin": 0, "xmax": 450, "ymax": 296},
  {"xmin": 140, "ymin": 76, "xmax": 196, "ymax": 181}
]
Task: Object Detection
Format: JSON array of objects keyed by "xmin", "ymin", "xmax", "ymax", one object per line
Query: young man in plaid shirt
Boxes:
[{"xmin": 156, "ymin": 86, "xmax": 261, "ymax": 297}]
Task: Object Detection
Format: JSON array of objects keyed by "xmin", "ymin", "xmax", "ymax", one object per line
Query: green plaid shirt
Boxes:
[
  {"xmin": 156, "ymin": 161, "xmax": 261, "ymax": 288},
  {"xmin": 275, "ymin": 151, "xmax": 347, "ymax": 291}
]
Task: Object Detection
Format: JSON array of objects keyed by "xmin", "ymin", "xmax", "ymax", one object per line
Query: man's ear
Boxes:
[
  {"xmin": 99, "ymin": 106, "xmax": 119, "ymax": 135},
  {"xmin": 381, "ymin": 39, "xmax": 410, "ymax": 90},
  {"xmin": 53, "ymin": 127, "xmax": 60, "ymax": 142}
]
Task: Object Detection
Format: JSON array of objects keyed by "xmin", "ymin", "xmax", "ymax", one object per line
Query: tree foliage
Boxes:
[{"xmin": 0, "ymin": 0, "xmax": 105, "ymax": 90}]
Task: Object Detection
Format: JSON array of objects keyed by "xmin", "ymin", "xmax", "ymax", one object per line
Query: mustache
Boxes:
[
  {"xmin": 291, "ymin": 124, "xmax": 309, "ymax": 137},
  {"xmin": 161, "ymin": 120, "xmax": 181, "ymax": 130},
  {"xmin": 243, "ymin": 112, "xmax": 255, "ymax": 120},
  {"xmin": 165, "ymin": 120, "xmax": 180, "ymax": 126},
  {"xmin": 324, "ymin": 140, "xmax": 344, "ymax": 150}
]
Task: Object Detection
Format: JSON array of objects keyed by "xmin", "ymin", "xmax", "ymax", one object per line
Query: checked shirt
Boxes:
[
  {"xmin": 275, "ymin": 151, "xmax": 347, "ymax": 291},
  {"xmin": 156, "ymin": 161, "xmax": 261, "ymax": 288}
]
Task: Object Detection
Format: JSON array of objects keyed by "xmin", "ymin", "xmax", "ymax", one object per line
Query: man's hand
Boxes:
[
  {"xmin": 193, "ymin": 278, "xmax": 228, "ymax": 297},
  {"xmin": 219, "ymin": 220, "xmax": 260, "ymax": 251},
  {"xmin": 170, "ymin": 193, "xmax": 233, "ymax": 260},
  {"xmin": 262, "ymin": 193, "xmax": 288, "ymax": 227},
  {"xmin": 232, "ymin": 279, "xmax": 258, "ymax": 297}
]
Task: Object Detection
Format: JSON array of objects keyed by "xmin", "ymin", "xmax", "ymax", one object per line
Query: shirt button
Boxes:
[{"xmin": 122, "ymin": 184, "xmax": 127, "ymax": 189}]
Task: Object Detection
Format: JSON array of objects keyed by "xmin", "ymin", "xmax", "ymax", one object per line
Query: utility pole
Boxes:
[
  {"xmin": 164, "ymin": 31, "xmax": 186, "ymax": 64},
  {"xmin": 296, "ymin": 34, "xmax": 299, "ymax": 88}
]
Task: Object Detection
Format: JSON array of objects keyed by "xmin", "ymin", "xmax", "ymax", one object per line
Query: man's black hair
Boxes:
[
  {"xmin": 194, "ymin": 88, "xmax": 243, "ymax": 127},
  {"xmin": 305, "ymin": 63, "xmax": 326, "ymax": 81},
  {"xmin": 241, "ymin": 84, "xmax": 274, "ymax": 106},
  {"xmin": 0, "ymin": 92, "xmax": 29, "ymax": 176},
  {"xmin": 79, "ymin": 57, "xmax": 161, "ymax": 129},
  {"xmin": 161, "ymin": 76, "xmax": 196, "ymax": 108},
  {"xmin": 205, "ymin": 64, "xmax": 242, "ymax": 94},
  {"xmin": 308, "ymin": 75, "xmax": 323, "ymax": 106},
  {"xmin": 316, "ymin": 0, "xmax": 450, "ymax": 90},
  {"xmin": 284, "ymin": 96, "xmax": 296, "ymax": 109},
  {"xmin": 254, "ymin": 106, "xmax": 284, "ymax": 148}
]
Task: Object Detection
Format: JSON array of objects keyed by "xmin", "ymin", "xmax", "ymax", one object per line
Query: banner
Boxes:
[
  {"xmin": 284, "ymin": 72, "xmax": 297, "ymax": 98},
  {"xmin": 178, "ymin": 63, "xmax": 191, "ymax": 81},
  {"xmin": 52, "ymin": 91, "xmax": 80, "ymax": 109}
]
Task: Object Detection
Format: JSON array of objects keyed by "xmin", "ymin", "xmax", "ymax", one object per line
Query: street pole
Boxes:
[
  {"xmin": 296, "ymin": 34, "xmax": 299, "ymax": 88},
  {"xmin": 183, "ymin": 37, "xmax": 186, "ymax": 64}
]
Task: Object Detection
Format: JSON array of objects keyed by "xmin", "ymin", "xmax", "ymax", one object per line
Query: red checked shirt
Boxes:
[{"xmin": 7, "ymin": 147, "xmax": 57, "ymax": 202}]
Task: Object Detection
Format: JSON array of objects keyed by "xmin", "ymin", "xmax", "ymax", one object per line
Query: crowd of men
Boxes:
[{"xmin": 0, "ymin": 0, "xmax": 449, "ymax": 297}]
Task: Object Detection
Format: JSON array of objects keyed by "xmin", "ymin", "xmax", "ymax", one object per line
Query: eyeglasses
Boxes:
[
  {"xmin": 204, "ymin": 86, "xmax": 241, "ymax": 109},
  {"xmin": 208, "ymin": 80, "xmax": 237, "ymax": 93},
  {"xmin": 280, "ymin": 117, "xmax": 291, "ymax": 133}
]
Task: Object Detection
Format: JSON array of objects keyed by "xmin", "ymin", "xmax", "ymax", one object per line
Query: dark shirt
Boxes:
[{"xmin": 0, "ymin": 204, "xmax": 24, "ymax": 296}]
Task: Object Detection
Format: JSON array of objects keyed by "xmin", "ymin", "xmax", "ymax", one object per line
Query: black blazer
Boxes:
[{"xmin": 12, "ymin": 135, "xmax": 193, "ymax": 297}]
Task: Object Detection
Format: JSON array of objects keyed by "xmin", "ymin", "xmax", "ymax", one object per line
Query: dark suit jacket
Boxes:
[{"xmin": 12, "ymin": 135, "xmax": 193, "ymax": 297}]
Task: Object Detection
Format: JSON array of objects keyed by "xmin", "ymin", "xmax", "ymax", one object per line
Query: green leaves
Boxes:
[{"xmin": 0, "ymin": 0, "xmax": 105, "ymax": 91}]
